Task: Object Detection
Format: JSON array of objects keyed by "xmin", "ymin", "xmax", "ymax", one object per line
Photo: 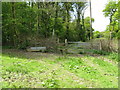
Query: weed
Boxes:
[
  {"xmin": 2, "ymin": 50, "xmax": 118, "ymax": 88},
  {"xmin": 42, "ymin": 79, "xmax": 59, "ymax": 88},
  {"xmin": 107, "ymin": 53, "xmax": 118, "ymax": 61},
  {"xmin": 92, "ymin": 50, "xmax": 110, "ymax": 55}
]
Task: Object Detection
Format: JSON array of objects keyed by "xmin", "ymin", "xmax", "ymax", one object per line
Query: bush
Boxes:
[
  {"xmin": 92, "ymin": 50, "xmax": 110, "ymax": 55},
  {"xmin": 2, "ymin": 46, "xmax": 14, "ymax": 49},
  {"xmin": 90, "ymin": 39, "xmax": 118, "ymax": 52},
  {"xmin": 17, "ymin": 40, "xmax": 30, "ymax": 49},
  {"xmin": 108, "ymin": 53, "xmax": 118, "ymax": 61}
]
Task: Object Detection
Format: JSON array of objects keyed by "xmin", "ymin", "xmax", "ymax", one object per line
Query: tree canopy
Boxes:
[
  {"xmin": 2, "ymin": 2, "xmax": 95, "ymax": 49},
  {"xmin": 102, "ymin": 0, "xmax": 119, "ymax": 39}
]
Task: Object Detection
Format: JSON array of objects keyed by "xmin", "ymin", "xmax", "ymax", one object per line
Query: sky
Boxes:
[{"xmin": 84, "ymin": 0, "xmax": 110, "ymax": 32}]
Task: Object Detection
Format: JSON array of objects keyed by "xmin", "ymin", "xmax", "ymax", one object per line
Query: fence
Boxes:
[
  {"xmin": 68, "ymin": 41, "xmax": 101, "ymax": 50},
  {"xmin": 68, "ymin": 39, "xmax": 118, "ymax": 52}
]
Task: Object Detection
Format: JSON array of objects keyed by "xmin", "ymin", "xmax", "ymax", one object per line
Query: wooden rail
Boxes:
[{"xmin": 67, "ymin": 42, "xmax": 101, "ymax": 50}]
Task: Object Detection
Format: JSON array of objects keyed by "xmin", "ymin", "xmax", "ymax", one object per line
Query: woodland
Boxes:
[
  {"xmin": 2, "ymin": 1, "xmax": 119, "ymax": 49},
  {"xmin": 1, "ymin": 0, "xmax": 119, "ymax": 88}
]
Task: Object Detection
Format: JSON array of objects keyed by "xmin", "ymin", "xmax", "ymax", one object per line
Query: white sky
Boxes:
[{"xmin": 84, "ymin": 0, "xmax": 110, "ymax": 32}]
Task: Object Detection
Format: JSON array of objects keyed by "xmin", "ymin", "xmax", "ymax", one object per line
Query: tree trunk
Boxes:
[
  {"xmin": 11, "ymin": 2, "xmax": 17, "ymax": 47},
  {"xmin": 81, "ymin": 13, "xmax": 86, "ymax": 41},
  {"xmin": 54, "ymin": 2, "xmax": 58, "ymax": 36},
  {"xmin": 66, "ymin": 8, "xmax": 70, "ymax": 40},
  {"xmin": 37, "ymin": 2, "xmax": 40, "ymax": 36},
  {"xmin": 109, "ymin": 15, "xmax": 113, "ymax": 40},
  {"xmin": 77, "ymin": 5, "xmax": 82, "ymax": 41}
]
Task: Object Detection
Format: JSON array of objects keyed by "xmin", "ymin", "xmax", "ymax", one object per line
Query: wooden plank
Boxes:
[{"xmin": 27, "ymin": 47, "xmax": 46, "ymax": 52}]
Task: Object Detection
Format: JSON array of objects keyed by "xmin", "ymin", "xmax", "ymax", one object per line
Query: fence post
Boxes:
[
  {"xmin": 99, "ymin": 40, "xmax": 102, "ymax": 50},
  {"xmin": 65, "ymin": 39, "xmax": 68, "ymax": 46},
  {"xmin": 57, "ymin": 38, "xmax": 59, "ymax": 44}
]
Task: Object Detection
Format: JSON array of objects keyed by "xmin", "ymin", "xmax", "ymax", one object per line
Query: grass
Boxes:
[{"xmin": 2, "ymin": 49, "xmax": 118, "ymax": 88}]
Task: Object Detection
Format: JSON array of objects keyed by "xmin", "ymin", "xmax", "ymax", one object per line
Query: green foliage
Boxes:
[
  {"xmin": 2, "ymin": 2, "xmax": 94, "ymax": 48},
  {"xmin": 106, "ymin": 53, "xmax": 118, "ymax": 61},
  {"xmin": 103, "ymin": 0, "xmax": 117, "ymax": 17},
  {"xmin": 91, "ymin": 50, "xmax": 110, "ymax": 55},
  {"xmin": 17, "ymin": 40, "xmax": 30, "ymax": 49},
  {"xmin": 42, "ymin": 79, "xmax": 59, "ymax": 88},
  {"xmin": 102, "ymin": 0, "xmax": 119, "ymax": 39},
  {"xmin": 84, "ymin": 17, "xmax": 94, "ymax": 40},
  {"xmin": 2, "ymin": 46, "xmax": 14, "ymax": 49},
  {"xmin": 93, "ymin": 31, "xmax": 104, "ymax": 38}
]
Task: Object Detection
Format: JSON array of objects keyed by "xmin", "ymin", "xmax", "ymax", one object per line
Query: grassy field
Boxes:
[{"xmin": 2, "ymin": 49, "xmax": 118, "ymax": 88}]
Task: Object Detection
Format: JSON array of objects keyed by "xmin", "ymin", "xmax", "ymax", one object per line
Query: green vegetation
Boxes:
[
  {"xmin": 2, "ymin": 2, "xmax": 98, "ymax": 49},
  {"xmin": 1, "ymin": 0, "xmax": 119, "ymax": 89},
  {"xmin": 2, "ymin": 49, "xmax": 118, "ymax": 88},
  {"xmin": 94, "ymin": 0, "xmax": 119, "ymax": 39}
]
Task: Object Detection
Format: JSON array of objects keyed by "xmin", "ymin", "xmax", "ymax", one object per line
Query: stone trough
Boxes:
[{"xmin": 27, "ymin": 47, "xmax": 47, "ymax": 52}]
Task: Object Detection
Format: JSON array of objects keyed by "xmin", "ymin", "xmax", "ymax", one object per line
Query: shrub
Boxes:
[{"xmin": 92, "ymin": 50, "xmax": 110, "ymax": 55}]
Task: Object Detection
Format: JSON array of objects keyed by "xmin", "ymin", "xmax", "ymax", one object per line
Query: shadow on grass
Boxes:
[
  {"xmin": 2, "ymin": 48, "xmax": 113, "ymax": 60},
  {"xmin": 2, "ymin": 48, "xmax": 63, "ymax": 61}
]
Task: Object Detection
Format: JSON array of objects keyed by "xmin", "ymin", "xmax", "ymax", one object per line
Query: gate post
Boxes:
[
  {"xmin": 65, "ymin": 39, "xmax": 68, "ymax": 46},
  {"xmin": 99, "ymin": 40, "xmax": 102, "ymax": 50}
]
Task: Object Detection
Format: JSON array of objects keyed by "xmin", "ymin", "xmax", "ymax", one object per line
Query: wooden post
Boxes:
[
  {"xmin": 99, "ymin": 40, "xmax": 102, "ymax": 50},
  {"xmin": 57, "ymin": 38, "xmax": 59, "ymax": 44},
  {"xmin": 52, "ymin": 29, "xmax": 55, "ymax": 39},
  {"xmin": 65, "ymin": 39, "xmax": 68, "ymax": 46},
  {"xmin": 110, "ymin": 31, "xmax": 112, "ymax": 40}
]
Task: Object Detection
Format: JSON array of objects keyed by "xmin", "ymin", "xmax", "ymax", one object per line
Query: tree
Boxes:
[
  {"xmin": 93, "ymin": 31, "xmax": 104, "ymax": 38},
  {"xmin": 2, "ymin": 2, "xmax": 91, "ymax": 49},
  {"xmin": 84, "ymin": 16, "xmax": 94, "ymax": 40},
  {"xmin": 103, "ymin": 0, "xmax": 118, "ymax": 39},
  {"xmin": 74, "ymin": 2, "xmax": 87, "ymax": 41},
  {"xmin": 62, "ymin": 2, "xmax": 73, "ymax": 41}
]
